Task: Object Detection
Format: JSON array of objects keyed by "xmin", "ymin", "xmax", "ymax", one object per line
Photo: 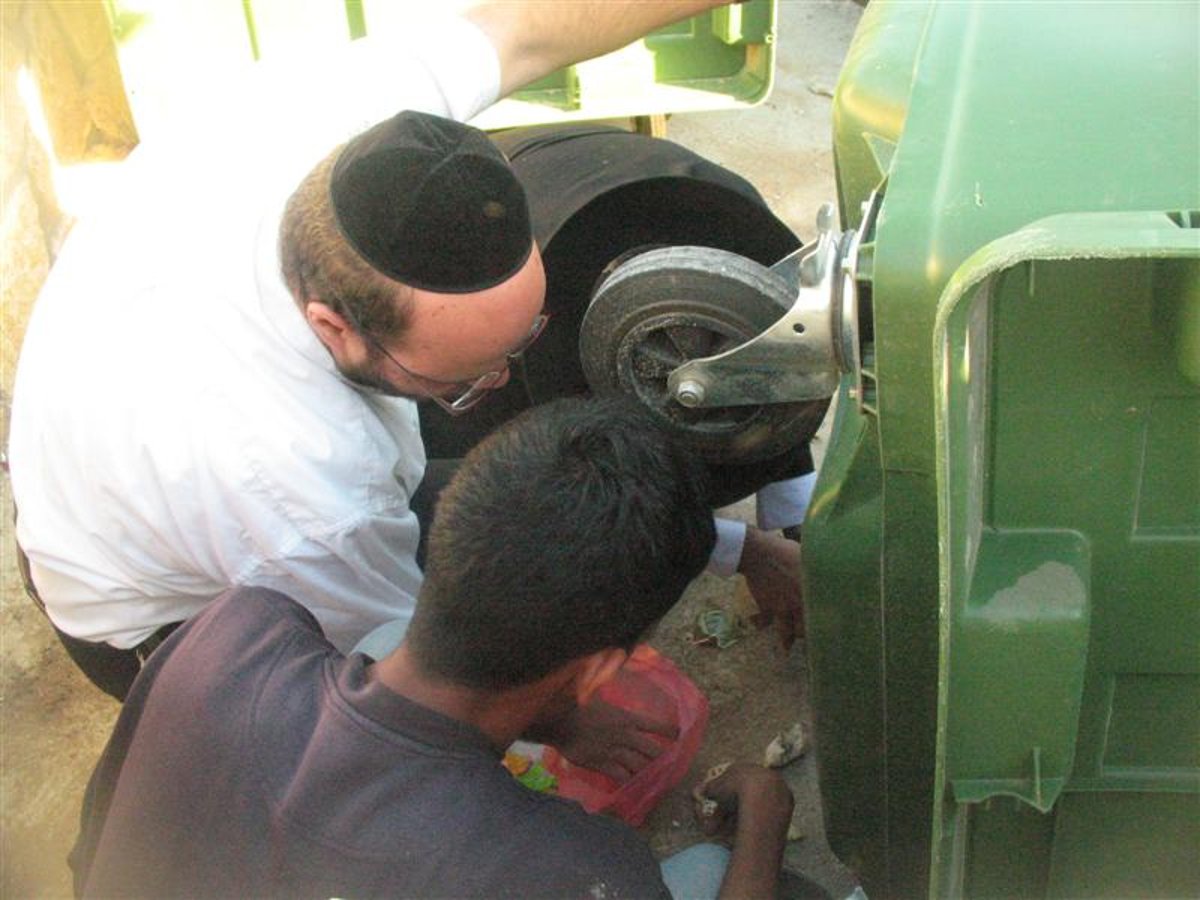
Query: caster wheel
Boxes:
[{"xmin": 581, "ymin": 246, "xmax": 829, "ymax": 465}]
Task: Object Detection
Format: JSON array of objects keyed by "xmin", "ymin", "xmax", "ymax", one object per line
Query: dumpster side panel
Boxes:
[
  {"xmin": 803, "ymin": 389, "xmax": 887, "ymax": 883},
  {"xmin": 936, "ymin": 236, "xmax": 1200, "ymax": 898},
  {"xmin": 816, "ymin": 2, "xmax": 1200, "ymax": 897}
]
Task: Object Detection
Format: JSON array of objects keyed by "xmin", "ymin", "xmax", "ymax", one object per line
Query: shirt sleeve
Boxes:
[
  {"xmin": 240, "ymin": 509, "xmax": 425, "ymax": 654},
  {"xmin": 238, "ymin": 12, "xmax": 502, "ymax": 152},
  {"xmin": 755, "ymin": 471, "xmax": 818, "ymax": 531},
  {"xmin": 138, "ymin": 12, "xmax": 504, "ymax": 201},
  {"xmin": 708, "ymin": 517, "xmax": 748, "ymax": 577}
]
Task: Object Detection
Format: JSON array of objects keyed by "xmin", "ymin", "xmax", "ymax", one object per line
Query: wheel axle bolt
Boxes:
[{"xmin": 676, "ymin": 380, "xmax": 706, "ymax": 407}]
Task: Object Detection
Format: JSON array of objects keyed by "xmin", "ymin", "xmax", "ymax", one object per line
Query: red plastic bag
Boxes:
[{"xmin": 543, "ymin": 644, "xmax": 709, "ymax": 826}]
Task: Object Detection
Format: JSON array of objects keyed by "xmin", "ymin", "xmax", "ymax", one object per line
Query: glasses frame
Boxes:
[{"xmin": 354, "ymin": 312, "xmax": 548, "ymax": 415}]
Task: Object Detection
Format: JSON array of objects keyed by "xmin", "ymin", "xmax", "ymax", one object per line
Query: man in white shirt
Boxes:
[{"xmin": 10, "ymin": 0, "xmax": 808, "ymax": 751}]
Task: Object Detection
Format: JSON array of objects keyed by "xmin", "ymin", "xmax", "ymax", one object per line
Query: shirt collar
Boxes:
[{"xmin": 335, "ymin": 653, "xmax": 502, "ymax": 760}]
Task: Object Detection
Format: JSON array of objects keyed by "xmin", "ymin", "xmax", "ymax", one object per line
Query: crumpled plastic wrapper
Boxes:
[{"xmin": 763, "ymin": 722, "xmax": 808, "ymax": 768}]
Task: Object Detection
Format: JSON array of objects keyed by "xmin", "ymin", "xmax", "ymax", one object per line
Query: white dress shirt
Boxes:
[{"xmin": 10, "ymin": 14, "xmax": 502, "ymax": 651}]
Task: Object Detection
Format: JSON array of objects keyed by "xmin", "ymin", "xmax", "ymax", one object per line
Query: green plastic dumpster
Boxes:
[{"xmin": 804, "ymin": 1, "xmax": 1200, "ymax": 897}]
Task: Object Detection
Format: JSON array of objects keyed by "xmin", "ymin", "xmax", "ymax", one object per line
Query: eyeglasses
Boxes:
[{"xmin": 358, "ymin": 313, "xmax": 548, "ymax": 415}]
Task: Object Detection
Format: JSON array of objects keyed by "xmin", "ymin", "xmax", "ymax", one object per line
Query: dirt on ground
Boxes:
[
  {"xmin": 639, "ymin": 493, "xmax": 859, "ymax": 899},
  {"xmin": 1, "ymin": 475, "xmax": 122, "ymax": 896}
]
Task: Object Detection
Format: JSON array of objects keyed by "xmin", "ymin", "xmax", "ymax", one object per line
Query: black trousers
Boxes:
[
  {"xmin": 51, "ymin": 622, "xmax": 180, "ymax": 702},
  {"xmin": 15, "ymin": 535, "xmax": 181, "ymax": 703}
]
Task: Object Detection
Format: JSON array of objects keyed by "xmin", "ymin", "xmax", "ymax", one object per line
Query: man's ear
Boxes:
[
  {"xmin": 573, "ymin": 647, "xmax": 627, "ymax": 706},
  {"xmin": 305, "ymin": 301, "xmax": 357, "ymax": 355}
]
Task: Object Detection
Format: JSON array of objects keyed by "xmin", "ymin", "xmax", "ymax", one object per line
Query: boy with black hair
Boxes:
[{"xmin": 72, "ymin": 397, "xmax": 794, "ymax": 899}]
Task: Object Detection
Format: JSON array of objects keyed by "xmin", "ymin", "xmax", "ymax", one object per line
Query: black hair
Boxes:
[{"xmin": 406, "ymin": 396, "xmax": 715, "ymax": 689}]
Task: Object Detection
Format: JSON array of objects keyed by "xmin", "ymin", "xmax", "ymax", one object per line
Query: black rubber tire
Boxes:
[
  {"xmin": 581, "ymin": 246, "xmax": 830, "ymax": 465},
  {"xmin": 418, "ymin": 124, "xmax": 823, "ymax": 507}
]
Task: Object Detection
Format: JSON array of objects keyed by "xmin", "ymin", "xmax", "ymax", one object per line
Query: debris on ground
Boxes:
[
  {"xmin": 764, "ymin": 722, "xmax": 808, "ymax": 768},
  {"xmin": 690, "ymin": 760, "xmax": 734, "ymax": 819},
  {"xmin": 690, "ymin": 609, "xmax": 746, "ymax": 649}
]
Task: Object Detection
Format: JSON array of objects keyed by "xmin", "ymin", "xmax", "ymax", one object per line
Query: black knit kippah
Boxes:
[{"xmin": 330, "ymin": 111, "xmax": 533, "ymax": 293}]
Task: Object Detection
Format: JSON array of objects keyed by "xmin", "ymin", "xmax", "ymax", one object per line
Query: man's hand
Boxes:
[
  {"xmin": 693, "ymin": 763, "xmax": 794, "ymax": 899},
  {"xmin": 738, "ymin": 525, "xmax": 804, "ymax": 651},
  {"xmin": 535, "ymin": 699, "xmax": 680, "ymax": 782}
]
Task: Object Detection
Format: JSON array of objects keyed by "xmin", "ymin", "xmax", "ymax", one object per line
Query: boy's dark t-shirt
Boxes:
[{"xmin": 72, "ymin": 587, "xmax": 670, "ymax": 899}]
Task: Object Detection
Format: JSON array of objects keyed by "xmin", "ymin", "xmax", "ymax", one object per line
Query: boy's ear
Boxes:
[{"xmin": 573, "ymin": 647, "xmax": 627, "ymax": 706}]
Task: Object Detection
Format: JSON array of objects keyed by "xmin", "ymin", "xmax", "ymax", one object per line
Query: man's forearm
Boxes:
[{"xmin": 466, "ymin": 1, "xmax": 737, "ymax": 96}]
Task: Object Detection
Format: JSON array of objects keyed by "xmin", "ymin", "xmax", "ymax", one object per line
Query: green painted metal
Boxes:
[
  {"xmin": 807, "ymin": 2, "xmax": 1200, "ymax": 897},
  {"xmin": 478, "ymin": 0, "xmax": 777, "ymax": 129},
  {"xmin": 344, "ymin": 0, "xmax": 365, "ymax": 41},
  {"xmin": 228, "ymin": 1, "xmax": 778, "ymax": 128},
  {"xmin": 241, "ymin": 0, "xmax": 261, "ymax": 62}
]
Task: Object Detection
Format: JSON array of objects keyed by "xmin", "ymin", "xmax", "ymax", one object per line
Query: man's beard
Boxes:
[{"xmin": 337, "ymin": 356, "xmax": 419, "ymax": 401}]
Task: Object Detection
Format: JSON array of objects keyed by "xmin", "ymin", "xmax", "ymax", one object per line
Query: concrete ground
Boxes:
[{"xmin": 0, "ymin": 2, "xmax": 865, "ymax": 896}]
